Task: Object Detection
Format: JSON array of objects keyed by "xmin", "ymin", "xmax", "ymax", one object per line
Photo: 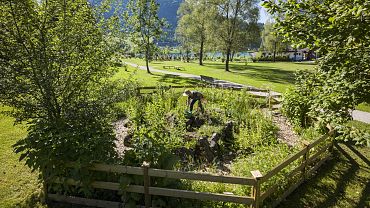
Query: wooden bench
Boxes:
[
  {"xmin": 200, "ymin": 75, "xmax": 216, "ymax": 84},
  {"xmin": 163, "ymin": 65, "xmax": 175, "ymax": 69},
  {"xmin": 174, "ymin": 66, "xmax": 184, "ymax": 70}
]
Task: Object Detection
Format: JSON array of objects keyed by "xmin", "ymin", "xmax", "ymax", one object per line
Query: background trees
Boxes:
[
  {"xmin": 212, "ymin": 0, "xmax": 259, "ymax": 71},
  {"xmin": 176, "ymin": 0, "xmax": 216, "ymax": 65},
  {"xmin": 126, "ymin": 0, "xmax": 167, "ymax": 73},
  {"xmin": 260, "ymin": 19, "xmax": 288, "ymax": 62}
]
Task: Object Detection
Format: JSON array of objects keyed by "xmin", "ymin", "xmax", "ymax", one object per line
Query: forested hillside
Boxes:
[{"xmin": 157, "ymin": 0, "xmax": 182, "ymax": 45}]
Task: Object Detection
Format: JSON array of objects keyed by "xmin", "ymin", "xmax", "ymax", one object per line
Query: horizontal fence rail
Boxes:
[{"xmin": 47, "ymin": 131, "xmax": 334, "ymax": 208}]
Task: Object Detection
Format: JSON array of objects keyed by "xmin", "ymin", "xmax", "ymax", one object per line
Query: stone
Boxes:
[{"xmin": 209, "ymin": 132, "xmax": 220, "ymax": 148}]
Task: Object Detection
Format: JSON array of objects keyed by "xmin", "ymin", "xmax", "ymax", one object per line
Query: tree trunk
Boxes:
[
  {"xmin": 225, "ymin": 47, "xmax": 231, "ymax": 72},
  {"xmin": 231, "ymin": 51, "xmax": 235, "ymax": 62},
  {"xmin": 186, "ymin": 50, "xmax": 190, "ymax": 62},
  {"xmin": 199, "ymin": 39, "xmax": 204, "ymax": 66},
  {"xmin": 294, "ymin": 49, "xmax": 297, "ymax": 62},
  {"xmin": 273, "ymin": 41, "xmax": 277, "ymax": 62},
  {"xmin": 145, "ymin": 48, "xmax": 150, "ymax": 73}
]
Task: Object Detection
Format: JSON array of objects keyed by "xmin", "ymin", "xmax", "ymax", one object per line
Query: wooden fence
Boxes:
[{"xmin": 46, "ymin": 131, "xmax": 334, "ymax": 208}]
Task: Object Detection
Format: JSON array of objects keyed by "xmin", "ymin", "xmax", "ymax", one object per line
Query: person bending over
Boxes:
[{"xmin": 183, "ymin": 89, "xmax": 204, "ymax": 113}]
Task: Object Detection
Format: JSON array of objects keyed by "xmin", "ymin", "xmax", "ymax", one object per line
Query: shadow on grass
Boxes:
[
  {"xmin": 205, "ymin": 62, "xmax": 296, "ymax": 85},
  {"xmin": 17, "ymin": 191, "xmax": 47, "ymax": 208},
  {"xmin": 277, "ymin": 143, "xmax": 370, "ymax": 208},
  {"xmin": 157, "ymin": 74, "xmax": 199, "ymax": 86}
]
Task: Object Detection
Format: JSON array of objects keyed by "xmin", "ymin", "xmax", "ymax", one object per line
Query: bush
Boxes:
[{"xmin": 252, "ymin": 55, "xmax": 290, "ymax": 62}]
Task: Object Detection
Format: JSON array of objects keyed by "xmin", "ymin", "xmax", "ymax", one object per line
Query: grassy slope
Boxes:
[
  {"xmin": 0, "ymin": 107, "xmax": 45, "ymax": 208},
  {"xmin": 357, "ymin": 102, "xmax": 370, "ymax": 113},
  {"xmin": 113, "ymin": 65, "xmax": 200, "ymax": 87},
  {"xmin": 278, "ymin": 143, "xmax": 370, "ymax": 208},
  {"xmin": 347, "ymin": 120, "xmax": 370, "ymax": 132},
  {"xmin": 123, "ymin": 58, "xmax": 316, "ymax": 92}
]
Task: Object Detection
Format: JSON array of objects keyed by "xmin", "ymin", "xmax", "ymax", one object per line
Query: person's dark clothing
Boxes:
[{"xmin": 188, "ymin": 91, "xmax": 204, "ymax": 112}]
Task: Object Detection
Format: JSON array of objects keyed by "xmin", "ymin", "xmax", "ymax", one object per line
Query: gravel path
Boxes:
[
  {"xmin": 351, "ymin": 110, "xmax": 370, "ymax": 124},
  {"xmin": 124, "ymin": 62, "xmax": 369, "ymax": 124}
]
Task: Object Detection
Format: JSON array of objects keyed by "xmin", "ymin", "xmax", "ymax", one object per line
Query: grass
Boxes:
[
  {"xmin": 357, "ymin": 102, "xmax": 370, "ymax": 113},
  {"xmin": 278, "ymin": 143, "xmax": 370, "ymax": 208},
  {"xmin": 0, "ymin": 107, "xmax": 45, "ymax": 208},
  {"xmin": 113, "ymin": 65, "xmax": 200, "ymax": 87},
  {"xmin": 122, "ymin": 58, "xmax": 316, "ymax": 92},
  {"xmin": 347, "ymin": 120, "xmax": 370, "ymax": 133}
]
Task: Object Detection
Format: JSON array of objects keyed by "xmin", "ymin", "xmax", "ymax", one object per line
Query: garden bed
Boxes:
[{"xmin": 48, "ymin": 87, "xmax": 321, "ymax": 207}]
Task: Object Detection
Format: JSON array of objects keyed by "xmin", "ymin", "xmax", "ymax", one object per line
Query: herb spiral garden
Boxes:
[{"xmin": 40, "ymin": 86, "xmax": 319, "ymax": 208}]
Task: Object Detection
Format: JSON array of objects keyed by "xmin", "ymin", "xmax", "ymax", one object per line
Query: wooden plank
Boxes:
[
  {"xmin": 307, "ymin": 143, "xmax": 331, "ymax": 165},
  {"xmin": 142, "ymin": 162, "xmax": 151, "ymax": 208},
  {"xmin": 48, "ymin": 194, "xmax": 121, "ymax": 208},
  {"xmin": 286, "ymin": 162, "xmax": 305, "ymax": 179},
  {"xmin": 307, "ymin": 154, "xmax": 331, "ymax": 176},
  {"xmin": 272, "ymin": 178, "xmax": 305, "ymax": 208},
  {"xmin": 148, "ymin": 187, "xmax": 254, "ymax": 204},
  {"xmin": 54, "ymin": 178, "xmax": 145, "ymax": 194},
  {"xmin": 261, "ymin": 147, "xmax": 307, "ymax": 183},
  {"xmin": 308, "ymin": 132, "xmax": 331, "ymax": 149},
  {"xmin": 251, "ymin": 170, "xmax": 263, "ymax": 179},
  {"xmin": 148, "ymin": 168, "xmax": 255, "ymax": 185},
  {"xmin": 260, "ymin": 183, "xmax": 279, "ymax": 202},
  {"xmin": 90, "ymin": 163, "xmax": 144, "ymax": 175}
]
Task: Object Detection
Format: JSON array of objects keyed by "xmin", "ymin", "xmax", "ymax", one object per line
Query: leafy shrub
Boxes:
[{"xmin": 252, "ymin": 55, "xmax": 290, "ymax": 62}]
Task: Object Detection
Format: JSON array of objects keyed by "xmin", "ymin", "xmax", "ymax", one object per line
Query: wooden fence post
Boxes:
[
  {"xmin": 142, "ymin": 162, "xmax": 151, "ymax": 208},
  {"xmin": 302, "ymin": 141, "xmax": 310, "ymax": 181},
  {"xmin": 250, "ymin": 170, "xmax": 263, "ymax": 208},
  {"xmin": 327, "ymin": 126, "xmax": 335, "ymax": 155},
  {"xmin": 42, "ymin": 181, "xmax": 48, "ymax": 204}
]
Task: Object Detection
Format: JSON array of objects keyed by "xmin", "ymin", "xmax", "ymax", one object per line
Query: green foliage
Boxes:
[
  {"xmin": 176, "ymin": 0, "xmax": 216, "ymax": 65},
  {"xmin": 211, "ymin": 0, "xmax": 260, "ymax": 71},
  {"xmin": 0, "ymin": 0, "xmax": 126, "ymax": 193},
  {"xmin": 264, "ymin": 0, "xmax": 370, "ymax": 145},
  {"xmin": 125, "ymin": 0, "xmax": 167, "ymax": 72},
  {"xmin": 114, "ymin": 88, "xmax": 297, "ymax": 207},
  {"xmin": 252, "ymin": 55, "xmax": 290, "ymax": 62},
  {"xmin": 281, "ymin": 70, "xmax": 316, "ymax": 129},
  {"xmin": 260, "ymin": 19, "xmax": 289, "ymax": 59},
  {"xmin": 334, "ymin": 125, "xmax": 370, "ymax": 147}
]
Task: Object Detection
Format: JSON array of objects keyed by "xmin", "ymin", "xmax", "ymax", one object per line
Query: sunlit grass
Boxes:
[
  {"xmin": 0, "ymin": 107, "xmax": 45, "ymax": 208},
  {"xmin": 113, "ymin": 65, "xmax": 200, "ymax": 87},
  {"xmin": 123, "ymin": 58, "xmax": 316, "ymax": 92}
]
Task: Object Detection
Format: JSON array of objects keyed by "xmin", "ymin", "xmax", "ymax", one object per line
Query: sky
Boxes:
[{"xmin": 259, "ymin": 4, "xmax": 270, "ymax": 23}]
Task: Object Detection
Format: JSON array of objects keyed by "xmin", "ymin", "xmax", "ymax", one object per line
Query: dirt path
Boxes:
[
  {"xmin": 272, "ymin": 112, "xmax": 300, "ymax": 146},
  {"xmin": 351, "ymin": 110, "xmax": 370, "ymax": 124}
]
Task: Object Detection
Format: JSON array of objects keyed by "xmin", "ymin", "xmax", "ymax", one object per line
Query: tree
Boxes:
[
  {"xmin": 212, "ymin": 0, "xmax": 259, "ymax": 71},
  {"xmin": 260, "ymin": 19, "xmax": 288, "ymax": 62},
  {"xmin": 0, "ymin": 0, "xmax": 123, "ymax": 188},
  {"xmin": 230, "ymin": 20, "xmax": 260, "ymax": 61},
  {"xmin": 126, "ymin": 0, "xmax": 166, "ymax": 73},
  {"xmin": 176, "ymin": 0, "xmax": 216, "ymax": 65},
  {"xmin": 264, "ymin": 0, "xmax": 370, "ymax": 142}
]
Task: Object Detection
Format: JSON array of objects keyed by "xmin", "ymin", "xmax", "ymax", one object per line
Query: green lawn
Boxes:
[
  {"xmin": 123, "ymin": 58, "xmax": 316, "ymax": 92},
  {"xmin": 357, "ymin": 102, "xmax": 370, "ymax": 113},
  {"xmin": 113, "ymin": 65, "xmax": 200, "ymax": 87},
  {"xmin": 347, "ymin": 120, "xmax": 370, "ymax": 133},
  {"xmin": 278, "ymin": 143, "xmax": 370, "ymax": 208},
  {"xmin": 0, "ymin": 107, "xmax": 45, "ymax": 208}
]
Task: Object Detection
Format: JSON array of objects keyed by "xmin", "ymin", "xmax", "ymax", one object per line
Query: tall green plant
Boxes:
[{"xmin": 0, "ymin": 0, "xmax": 123, "ymax": 190}]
